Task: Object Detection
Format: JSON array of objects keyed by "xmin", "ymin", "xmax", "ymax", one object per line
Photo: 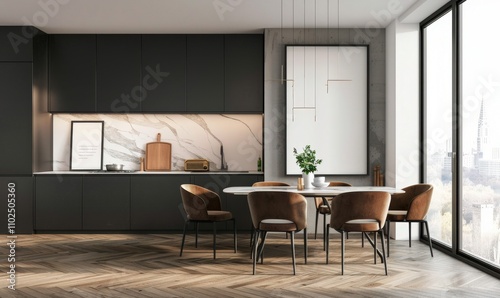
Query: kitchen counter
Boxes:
[{"xmin": 34, "ymin": 171, "xmax": 263, "ymax": 175}]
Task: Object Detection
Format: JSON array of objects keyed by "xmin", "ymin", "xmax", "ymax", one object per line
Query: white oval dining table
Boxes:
[{"xmin": 223, "ymin": 185, "xmax": 405, "ymax": 196}]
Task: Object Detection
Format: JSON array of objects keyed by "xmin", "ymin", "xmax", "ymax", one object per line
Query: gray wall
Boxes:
[{"xmin": 263, "ymin": 28, "xmax": 386, "ymax": 186}]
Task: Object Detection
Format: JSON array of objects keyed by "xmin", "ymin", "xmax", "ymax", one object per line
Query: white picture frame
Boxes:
[
  {"xmin": 70, "ymin": 121, "xmax": 104, "ymax": 171},
  {"xmin": 286, "ymin": 45, "xmax": 368, "ymax": 175}
]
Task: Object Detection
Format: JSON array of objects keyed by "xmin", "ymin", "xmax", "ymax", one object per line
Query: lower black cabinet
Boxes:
[
  {"xmin": 33, "ymin": 174, "xmax": 263, "ymax": 232},
  {"xmin": 35, "ymin": 176, "xmax": 82, "ymax": 230},
  {"xmin": 83, "ymin": 176, "xmax": 130, "ymax": 230},
  {"xmin": 131, "ymin": 175, "xmax": 190, "ymax": 230},
  {"xmin": 0, "ymin": 177, "xmax": 33, "ymax": 234}
]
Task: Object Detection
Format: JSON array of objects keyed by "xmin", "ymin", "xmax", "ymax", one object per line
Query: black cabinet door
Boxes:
[
  {"xmin": 0, "ymin": 63, "xmax": 32, "ymax": 175},
  {"xmin": 35, "ymin": 175, "xmax": 82, "ymax": 230},
  {"xmin": 49, "ymin": 35, "xmax": 96, "ymax": 112},
  {"xmin": 224, "ymin": 35, "xmax": 263, "ymax": 113},
  {"xmin": 96, "ymin": 35, "xmax": 141, "ymax": 113},
  {"xmin": 0, "ymin": 177, "xmax": 33, "ymax": 234},
  {"xmin": 141, "ymin": 35, "xmax": 186, "ymax": 112},
  {"xmin": 83, "ymin": 176, "xmax": 130, "ymax": 230},
  {"xmin": 131, "ymin": 175, "xmax": 190, "ymax": 230},
  {"xmin": 225, "ymin": 174, "xmax": 263, "ymax": 232},
  {"xmin": 0, "ymin": 26, "xmax": 34, "ymax": 62},
  {"xmin": 186, "ymin": 35, "xmax": 224, "ymax": 112}
]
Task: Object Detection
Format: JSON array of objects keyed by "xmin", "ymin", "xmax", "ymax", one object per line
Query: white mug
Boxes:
[{"xmin": 314, "ymin": 176, "xmax": 325, "ymax": 183}]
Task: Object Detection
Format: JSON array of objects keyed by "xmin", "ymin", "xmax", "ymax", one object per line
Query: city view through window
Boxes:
[{"xmin": 425, "ymin": 0, "xmax": 500, "ymax": 267}]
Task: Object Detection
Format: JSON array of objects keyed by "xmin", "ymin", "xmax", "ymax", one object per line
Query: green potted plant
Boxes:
[{"xmin": 293, "ymin": 145, "xmax": 322, "ymax": 188}]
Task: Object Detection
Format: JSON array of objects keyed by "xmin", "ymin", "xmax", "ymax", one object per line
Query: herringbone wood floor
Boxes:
[{"xmin": 0, "ymin": 232, "xmax": 499, "ymax": 297}]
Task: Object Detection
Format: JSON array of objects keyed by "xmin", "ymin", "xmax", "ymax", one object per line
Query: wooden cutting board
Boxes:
[{"xmin": 145, "ymin": 133, "xmax": 172, "ymax": 171}]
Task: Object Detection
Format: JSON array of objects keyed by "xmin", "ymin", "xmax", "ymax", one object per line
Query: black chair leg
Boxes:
[
  {"xmin": 326, "ymin": 224, "xmax": 330, "ymax": 264},
  {"xmin": 409, "ymin": 222, "xmax": 412, "ymax": 247},
  {"xmin": 387, "ymin": 220, "xmax": 391, "ymax": 257},
  {"xmin": 257, "ymin": 231, "xmax": 268, "ymax": 264},
  {"xmin": 250, "ymin": 225, "xmax": 254, "ymax": 247},
  {"xmin": 180, "ymin": 220, "xmax": 189, "ymax": 256},
  {"xmin": 213, "ymin": 222, "xmax": 217, "ymax": 259},
  {"xmin": 341, "ymin": 230, "xmax": 345, "ymax": 275},
  {"xmin": 424, "ymin": 221, "xmax": 434, "ymax": 257},
  {"xmin": 290, "ymin": 231, "xmax": 296, "ymax": 275},
  {"xmin": 323, "ymin": 213, "xmax": 327, "ymax": 251},
  {"xmin": 315, "ymin": 209, "xmax": 319, "ymax": 239},
  {"xmin": 303, "ymin": 228, "xmax": 308, "ymax": 264},
  {"xmin": 379, "ymin": 230, "xmax": 388, "ymax": 275},
  {"xmin": 374, "ymin": 232, "xmax": 377, "ymax": 264},
  {"xmin": 252, "ymin": 230, "xmax": 259, "ymax": 275},
  {"xmin": 233, "ymin": 218, "xmax": 237, "ymax": 253}
]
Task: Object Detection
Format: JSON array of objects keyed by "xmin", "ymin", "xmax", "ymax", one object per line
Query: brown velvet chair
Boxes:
[
  {"xmin": 250, "ymin": 181, "xmax": 290, "ymax": 246},
  {"xmin": 326, "ymin": 191, "xmax": 391, "ymax": 275},
  {"xmin": 386, "ymin": 184, "xmax": 434, "ymax": 257},
  {"xmin": 247, "ymin": 191, "xmax": 307, "ymax": 275},
  {"xmin": 314, "ymin": 181, "xmax": 352, "ymax": 250},
  {"xmin": 179, "ymin": 184, "xmax": 237, "ymax": 259}
]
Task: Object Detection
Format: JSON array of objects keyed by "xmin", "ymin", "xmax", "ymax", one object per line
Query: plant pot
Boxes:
[{"xmin": 302, "ymin": 172, "xmax": 314, "ymax": 189}]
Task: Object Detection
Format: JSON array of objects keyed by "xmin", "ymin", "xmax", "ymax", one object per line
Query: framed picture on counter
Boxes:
[{"xmin": 70, "ymin": 121, "xmax": 104, "ymax": 171}]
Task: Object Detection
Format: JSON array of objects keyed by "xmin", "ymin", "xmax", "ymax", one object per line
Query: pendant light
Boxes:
[
  {"xmin": 292, "ymin": 0, "xmax": 317, "ymax": 121},
  {"xmin": 326, "ymin": 0, "xmax": 351, "ymax": 93}
]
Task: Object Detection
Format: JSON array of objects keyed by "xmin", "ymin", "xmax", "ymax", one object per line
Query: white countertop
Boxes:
[{"xmin": 34, "ymin": 171, "xmax": 263, "ymax": 175}]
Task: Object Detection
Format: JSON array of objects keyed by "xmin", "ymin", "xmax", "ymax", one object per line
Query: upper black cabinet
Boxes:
[
  {"xmin": 0, "ymin": 63, "xmax": 32, "ymax": 175},
  {"xmin": 224, "ymin": 35, "xmax": 263, "ymax": 113},
  {"xmin": 186, "ymin": 35, "xmax": 224, "ymax": 112},
  {"xmin": 49, "ymin": 35, "xmax": 96, "ymax": 112},
  {"xmin": 0, "ymin": 26, "xmax": 35, "ymax": 62},
  {"xmin": 141, "ymin": 35, "xmax": 186, "ymax": 112},
  {"xmin": 46, "ymin": 33, "xmax": 263, "ymax": 114},
  {"xmin": 96, "ymin": 35, "xmax": 141, "ymax": 113}
]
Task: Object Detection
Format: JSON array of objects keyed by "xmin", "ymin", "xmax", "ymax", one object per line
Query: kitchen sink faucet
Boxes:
[{"xmin": 220, "ymin": 145, "xmax": 228, "ymax": 171}]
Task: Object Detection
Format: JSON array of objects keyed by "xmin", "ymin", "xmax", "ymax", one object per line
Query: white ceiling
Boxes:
[{"xmin": 0, "ymin": 0, "xmax": 448, "ymax": 34}]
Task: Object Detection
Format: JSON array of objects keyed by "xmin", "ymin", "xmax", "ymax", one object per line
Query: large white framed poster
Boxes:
[
  {"xmin": 286, "ymin": 45, "xmax": 368, "ymax": 175},
  {"xmin": 70, "ymin": 121, "xmax": 104, "ymax": 171}
]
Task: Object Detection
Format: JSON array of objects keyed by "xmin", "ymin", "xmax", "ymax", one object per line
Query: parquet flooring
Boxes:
[{"xmin": 0, "ymin": 232, "xmax": 499, "ymax": 297}]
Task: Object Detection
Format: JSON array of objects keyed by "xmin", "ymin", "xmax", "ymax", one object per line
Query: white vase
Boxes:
[{"xmin": 302, "ymin": 172, "xmax": 314, "ymax": 189}]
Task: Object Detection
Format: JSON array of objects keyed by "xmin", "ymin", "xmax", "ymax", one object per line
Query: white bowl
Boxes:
[{"xmin": 312, "ymin": 182, "xmax": 329, "ymax": 188}]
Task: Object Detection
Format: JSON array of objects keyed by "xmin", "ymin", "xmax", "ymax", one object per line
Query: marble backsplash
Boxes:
[{"xmin": 53, "ymin": 114, "xmax": 263, "ymax": 171}]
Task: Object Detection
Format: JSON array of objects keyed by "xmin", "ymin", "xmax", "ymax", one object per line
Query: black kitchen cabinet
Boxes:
[
  {"xmin": 224, "ymin": 35, "xmax": 263, "ymax": 113},
  {"xmin": 0, "ymin": 63, "xmax": 32, "ymax": 175},
  {"xmin": 83, "ymin": 176, "xmax": 130, "ymax": 230},
  {"xmin": 0, "ymin": 26, "xmax": 34, "ymax": 61},
  {"xmin": 49, "ymin": 35, "xmax": 96, "ymax": 112},
  {"xmin": 96, "ymin": 35, "xmax": 141, "ymax": 113},
  {"xmin": 141, "ymin": 35, "xmax": 186, "ymax": 112},
  {"xmin": 186, "ymin": 35, "xmax": 224, "ymax": 112},
  {"xmin": 0, "ymin": 177, "xmax": 33, "ymax": 234},
  {"xmin": 131, "ymin": 175, "xmax": 190, "ymax": 230},
  {"xmin": 35, "ymin": 175, "xmax": 82, "ymax": 230}
]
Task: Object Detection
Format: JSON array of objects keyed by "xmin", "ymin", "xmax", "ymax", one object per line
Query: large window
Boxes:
[
  {"xmin": 460, "ymin": 0, "xmax": 500, "ymax": 266},
  {"xmin": 422, "ymin": 0, "xmax": 500, "ymax": 273},
  {"xmin": 423, "ymin": 11, "xmax": 453, "ymax": 247}
]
